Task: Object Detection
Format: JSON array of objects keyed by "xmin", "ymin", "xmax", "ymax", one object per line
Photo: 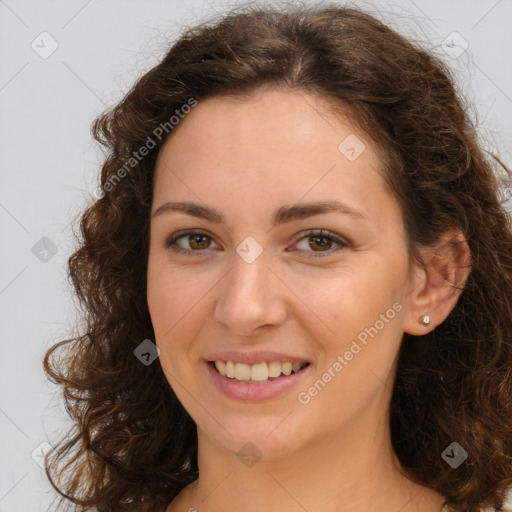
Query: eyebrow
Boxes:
[{"xmin": 151, "ymin": 200, "xmax": 369, "ymax": 226}]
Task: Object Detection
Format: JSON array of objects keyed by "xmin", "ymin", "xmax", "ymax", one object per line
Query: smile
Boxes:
[
  {"xmin": 206, "ymin": 360, "xmax": 311, "ymax": 401},
  {"xmin": 212, "ymin": 360, "xmax": 309, "ymax": 382}
]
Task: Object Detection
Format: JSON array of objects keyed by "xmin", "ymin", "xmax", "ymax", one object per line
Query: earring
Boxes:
[{"xmin": 419, "ymin": 314, "xmax": 431, "ymax": 326}]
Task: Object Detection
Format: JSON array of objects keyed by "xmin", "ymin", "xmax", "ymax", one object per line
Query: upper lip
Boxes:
[{"xmin": 205, "ymin": 350, "xmax": 311, "ymax": 365}]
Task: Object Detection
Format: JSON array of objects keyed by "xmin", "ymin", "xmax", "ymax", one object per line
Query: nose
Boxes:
[{"xmin": 213, "ymin": 251, "xmax": 288, "ymax": 337}]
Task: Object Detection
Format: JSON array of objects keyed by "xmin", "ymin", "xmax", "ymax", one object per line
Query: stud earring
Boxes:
[{"xmin": 419, "ymin": 314, "xmax": 431, "ymax": 326}]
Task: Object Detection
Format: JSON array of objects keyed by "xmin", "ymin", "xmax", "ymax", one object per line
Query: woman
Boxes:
[{"xmin": 43, "ymin": 4, "xmax": 512, "ymax": 512}]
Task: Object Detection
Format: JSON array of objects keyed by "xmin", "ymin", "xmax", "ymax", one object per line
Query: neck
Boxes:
[{"xmin": 170, "ymin": 405, "xmax": 445, "ymax": 512}]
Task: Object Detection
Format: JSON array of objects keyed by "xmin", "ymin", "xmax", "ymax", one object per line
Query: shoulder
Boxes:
[
  {"xmin": 441, "ymin": 495, "xmax": 512, "ymax": 512},
  {"xmin": 164, "ymin": 482, "xmax": 196, "ymax": 512}
]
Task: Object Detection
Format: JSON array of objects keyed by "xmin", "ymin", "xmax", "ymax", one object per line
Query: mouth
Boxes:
[{"xmin": 208, "ymin": 360, "xmax": 310, "ymax": 384}]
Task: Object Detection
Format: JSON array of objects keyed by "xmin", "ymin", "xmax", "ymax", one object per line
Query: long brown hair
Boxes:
[{"xmin": 43, "ymin": 4, "xmax": 512, "ymax": 511}]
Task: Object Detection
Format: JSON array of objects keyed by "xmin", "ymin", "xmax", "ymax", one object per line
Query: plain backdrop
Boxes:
[{"xmin": 1, "ymin": 0, "xmax": 511, "ymax": 510}]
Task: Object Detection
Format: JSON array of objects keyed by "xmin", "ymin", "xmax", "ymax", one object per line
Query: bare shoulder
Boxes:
[
  {"xmin": 165, "ymin": 482, "xmax": 197, "ymax": 512},
  {"xmin": 164, "ymin": 495, "xmax": 181, "ymax": 512},
  {"xmin": 440, "ymin": 503, "xmax": 512, "ymax": 512},
  {"xmin": 164, "ymin": 496, "xmax": 180, "ymax": 512}
]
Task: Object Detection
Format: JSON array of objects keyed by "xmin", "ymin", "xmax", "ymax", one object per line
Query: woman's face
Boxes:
[{"xmin": 147, "ymin": 88, "xmax": 419, "ymax": 459}]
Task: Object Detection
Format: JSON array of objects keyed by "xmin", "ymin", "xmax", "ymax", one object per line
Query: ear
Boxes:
[{"xmin": 403, "ymin": 229, "xmax": 472, "ymax": 335}]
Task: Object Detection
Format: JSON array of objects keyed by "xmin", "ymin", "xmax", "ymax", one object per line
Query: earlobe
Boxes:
[{"xmin": 403, "ymin": 230, "xmax": 471, "ymax": 336}]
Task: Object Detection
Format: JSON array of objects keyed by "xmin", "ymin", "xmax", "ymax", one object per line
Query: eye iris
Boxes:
[
  {"xmin": 309, "ymin": 235, "xmax": 331, "ymax": 251},
  {"xmin": 189, "ymin": 234, "xmax": 210, "ymax": 250}
]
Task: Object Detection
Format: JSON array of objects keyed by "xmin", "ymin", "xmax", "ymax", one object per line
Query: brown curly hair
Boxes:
[{"xmin": 43, "ymin": 3, "xmax": 512, "ymax": 512}]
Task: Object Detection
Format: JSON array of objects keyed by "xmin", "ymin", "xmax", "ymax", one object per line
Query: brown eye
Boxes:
[
  {"xmin": 291, "ymin": 229, "xmax": 348, "ymax": 258},
  {"xmin": 308, "ymin": 234, "xmax": 333, "ymax": 252},
  {"xmin": 187, "ymin": 234, "xmax": 211, "ymax": 250},
  {"xmin": 165, "ymin": 230, "xmax": 218, "ymax": 254}
]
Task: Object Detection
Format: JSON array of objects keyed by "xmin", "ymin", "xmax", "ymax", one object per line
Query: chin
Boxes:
[{"xmin": 198, "ymin": 411, "xmax": 312, "ymax": 461}]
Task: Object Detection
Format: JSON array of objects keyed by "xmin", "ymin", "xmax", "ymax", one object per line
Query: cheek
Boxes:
[
  {"xmin": 147, "ymin": 255, "xmax": 188, "ymax": 337},
  {"xmin": 290, "ymin": 263, "xmax": 394, "ymax": 330},
  {"xmin": 292, "ymin": 261, "xmax": 406, "ymax": 370},
  {"xmin": 146, "ymin": 255, "xmax": 217, "ymax": 357}
]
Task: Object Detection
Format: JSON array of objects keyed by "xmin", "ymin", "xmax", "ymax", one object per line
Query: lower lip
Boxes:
[{"xmin": 206, "ymin": 361, "xmax": 311, "ymax": 402}]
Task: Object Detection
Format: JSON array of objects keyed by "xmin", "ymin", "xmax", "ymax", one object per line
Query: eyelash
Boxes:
[{"xmin": 165, "ymin": 229, "xmax": 349, "ymax": 258}]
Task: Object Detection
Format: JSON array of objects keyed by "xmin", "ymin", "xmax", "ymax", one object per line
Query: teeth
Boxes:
[
  {"xmin": 268, "ymin": 361, "xmax": 281, "ymax": 378},
  {"xmin": 213, "ymin": 360, "xmax": 308, "ymax": 381},
  {"xmin": 291, "ymin": 362, "xmax": 302, "ymax": 372},
  {"xmin": 251, "ymin": 362, "xmax": 268, "ymax": 381},
  {"xmin": 225, "ymin": 361, "xmax": 235, "ymax": 378},
  {"xmin": 282, "ymin": 362, "xmax": 292, "ymax": 376},
  {"xmin": 234, "ymin": 362, "xmax": 251, "ymax": 380}
]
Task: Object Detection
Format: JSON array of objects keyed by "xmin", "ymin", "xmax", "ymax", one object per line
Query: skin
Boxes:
[{"xmin": 146, "ymin": 88, "xmax": 469, "ymax": 512}]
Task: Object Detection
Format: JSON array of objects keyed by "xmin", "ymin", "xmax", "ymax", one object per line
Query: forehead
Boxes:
[
  {"xmin": 152, "ymin": 88, "xmax": 397, "ymax": 229},
  {"xmin": 158, "ymin": 88, "xmax": 369, "ymax": 152}
]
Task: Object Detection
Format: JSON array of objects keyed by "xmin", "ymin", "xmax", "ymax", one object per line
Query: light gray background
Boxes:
[{"xmin": 1, "ymin": 0, "xmax": 511, "ymax": 510}]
